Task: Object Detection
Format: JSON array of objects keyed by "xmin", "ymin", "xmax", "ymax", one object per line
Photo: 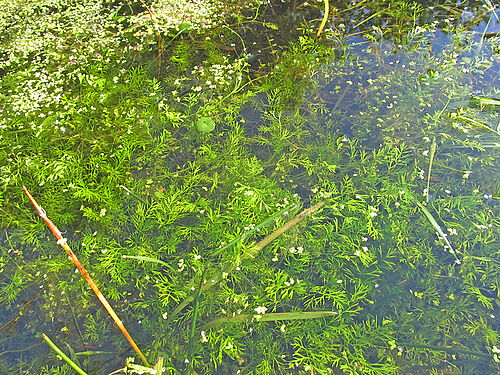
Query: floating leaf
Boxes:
[{"xmin": 196, "ymin": 117, "xmax": 215, "ymax": 133}]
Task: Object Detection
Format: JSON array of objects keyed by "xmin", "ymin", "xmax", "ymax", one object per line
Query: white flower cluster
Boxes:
[
  {"xmin": 288, "ymin": 246, "xmax": 304, "ymax": 254},
  {"xmin": 1, "ymin": 0, "xmax": 128, "ymax": 70},
  {"xmin": 254, "ymin": 306, "xmax": 267, "ymax": 315},
  {"xmin": 0, "ymin": 0, "xmax": 135, "ymax": 129},
  {"xmin": 132, "ymin": 0, "xmax": 226, "ymax": 36},
  {"xmin": 186, "ymin": 57, "xmax": 249, "ymax": 95}
]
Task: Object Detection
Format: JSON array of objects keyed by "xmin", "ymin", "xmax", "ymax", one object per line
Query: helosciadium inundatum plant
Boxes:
[
  {"xmin": 1, "ymin": 1, "xmax": 499, "ymax": 374},
  {"xmin": 132, "ymin": 0, "xmax": 226, "ymax": 37},
  {"xmin": 0, "ymin": 0, "xmax": 147, "ymax": 141},
  {"xmin": 130, "ymin": 0, "xmax": 266, "ymax": 39}
]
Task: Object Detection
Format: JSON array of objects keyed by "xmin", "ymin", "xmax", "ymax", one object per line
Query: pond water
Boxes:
[{"xmin": 0, "ymin": 1, "xmax": 499, "ymax": 374}]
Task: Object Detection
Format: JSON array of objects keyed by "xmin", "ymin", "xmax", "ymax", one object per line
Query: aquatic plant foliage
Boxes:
[{"xmin": 0, "ymin": 0, "xmax": 499, "ymax": 374}]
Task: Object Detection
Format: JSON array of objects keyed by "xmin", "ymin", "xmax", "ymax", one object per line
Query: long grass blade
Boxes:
[
  {"xmin": 451, "ymin": 113, "xmax": 500, "ymax": 135},
  {"xmin": 405, "ymin": 191, "xmax": 460, "ymax": 264},
  {"xmin": 212, "ymin": 203, "xmax": 295, "ymax": 256},
  {"xmin": 201, "ymin": 310, "xmax": 338, "ymax": 331},
  {"xmin": 469, "ymin": 95, "xmax": 500, "ymax": 107},
  {"xmin": 426, "ymin": 139, "xmax": 437, "ymax": 203},
  {"xmin": 122, "ymin": 255, "xmax": 175, "ymax": 272}
]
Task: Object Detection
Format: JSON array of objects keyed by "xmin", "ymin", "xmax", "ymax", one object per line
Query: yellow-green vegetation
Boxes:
[{"xmin": 0, "ymin": 0, "xmax": 499, "ymax": 374}]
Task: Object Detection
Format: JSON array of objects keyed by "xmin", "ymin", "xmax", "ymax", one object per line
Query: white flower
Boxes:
[
  {"xmin": 254, "ymin": 306, "xmax": 267, "ymax": 314},
  {"xmin": 200, "ymin": 331, "xmax": 208, "ymax": 343}
]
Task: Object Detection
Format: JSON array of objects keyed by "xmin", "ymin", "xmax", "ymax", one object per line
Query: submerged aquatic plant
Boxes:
[{"xmin": 1, "ymin": 0, "xmax": 499, "ymax": 374}]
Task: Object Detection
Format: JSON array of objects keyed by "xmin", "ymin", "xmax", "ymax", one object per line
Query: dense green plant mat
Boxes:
[{"xmin": 1, "ymin": 0, "xmax": 499, "ymax": 374}]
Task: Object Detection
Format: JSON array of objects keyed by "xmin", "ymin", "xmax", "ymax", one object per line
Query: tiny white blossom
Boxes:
[
  {"xmin": 254, "ymin": 306, "xmax": 267, "ymax": 314},
  {"xmin": 200, "ymin": 331, "xmax": 208, "ymax": 343}
]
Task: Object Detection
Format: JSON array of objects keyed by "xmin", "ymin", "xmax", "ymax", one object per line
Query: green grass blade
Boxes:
[
  {"xmin": 119, "ymin": 185, "xmax": 149, "ymax": 205},
  {"xmin": 469, "ymin": 95, "xmax": 500, "ymax": 107},
  {"xmin": 426, "ymin": 139, "xmax": 437, "ymax": 203},
  {"xmin": 212, "ymin": 203, "xmax": 296, "ymax": 256},
  {"xmin": 451, "ymin": 113, "xmax": 500, "ymax": 135},
  {"xmin": 201, "ymin": 310, "xmax": 338, "ymax": 331},
  {"xmin": 404, "ymin": 191, "xmax": 460, "ymax": 263},
  {"xmin": 121, "ymin": 255, "xmax": 176, "ymax": 272}
]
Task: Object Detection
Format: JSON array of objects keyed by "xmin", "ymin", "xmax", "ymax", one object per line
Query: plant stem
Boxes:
[
  {"xmin": 42, "ymin": 333, "xmax": 88, "ymax": 375},
  {"xmin": 23, "ymin": 187, "xmax": 150, "ymax": 366},
  {"xmin": 317, "ymin": 0, "xmax": 330, "ymax": 37}
]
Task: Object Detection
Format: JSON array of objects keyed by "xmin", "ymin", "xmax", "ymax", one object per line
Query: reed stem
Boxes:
[{"xmin": 23, "ymin": 187, "xmax": 150, "ymax": 366}]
